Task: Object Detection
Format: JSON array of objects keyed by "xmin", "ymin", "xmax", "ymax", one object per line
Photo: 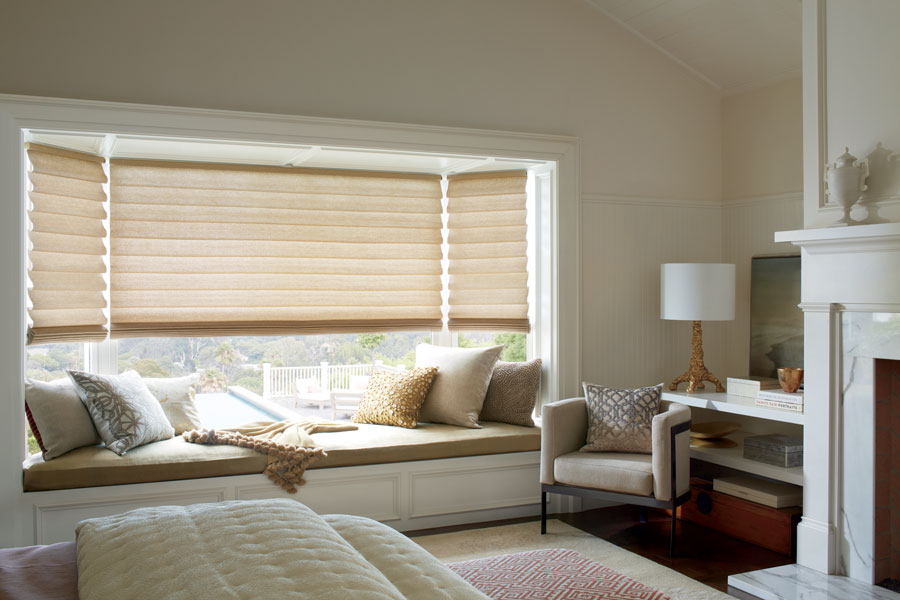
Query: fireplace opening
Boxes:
[{"xmin": 874, "ymin": 358, "xmax": 900, "ymax": 590}]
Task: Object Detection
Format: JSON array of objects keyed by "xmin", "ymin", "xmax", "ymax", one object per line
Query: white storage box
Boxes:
[{"xmin": 713, "ymin": 475, "xmax": 802, "ymax": 508}]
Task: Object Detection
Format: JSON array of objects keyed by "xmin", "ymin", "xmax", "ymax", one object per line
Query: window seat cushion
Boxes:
[{"xmin": 23, "ymin": 421, "xmax": 540, "ymax": 492}]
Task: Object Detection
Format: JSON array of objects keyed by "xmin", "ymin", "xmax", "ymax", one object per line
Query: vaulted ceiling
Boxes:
[{"xmin": 588, "ymin": 0, "xmax": 802, "ymax": 94}]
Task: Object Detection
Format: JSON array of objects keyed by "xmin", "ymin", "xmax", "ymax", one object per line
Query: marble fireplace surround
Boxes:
[{"xmin": 774, "ymin": 222, "xmax": 900, "ymax": 585}]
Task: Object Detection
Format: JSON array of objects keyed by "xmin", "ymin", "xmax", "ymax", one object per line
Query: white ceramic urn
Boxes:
[{"xmin": 825, "ymin": 147, "xmax": 868, "ymax": 226}]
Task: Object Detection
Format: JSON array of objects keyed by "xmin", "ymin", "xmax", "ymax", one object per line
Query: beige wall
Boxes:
[
  {"xmin": 0, "ymin": 0, "xmax": 725, "ymax": 391},
  {"xmin": 721, "ymin": 78, "xmax": 804, "ymax": 380},
  {"xmin": 821, "ymin": 0, "xmax": 900, "ymax": 224},
  {"xmin": 0, "ymin": 0, "xmax": 721, "ymax": 202}
]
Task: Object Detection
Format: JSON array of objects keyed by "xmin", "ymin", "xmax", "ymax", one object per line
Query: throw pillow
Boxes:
[
  {"xmin": 351, "ymin": 367, "xmax": 438, "ymax": 429},
  {"xmin": 68, "ymin": 370, "xmax": 175, "ymax": 456},
  {"xmin": 24, "ymin": 378, "xmax": 100, "ymax": 460},
  {"xmin": 581, "ymin": 382, "xmax": 662, "ymax": 454},
  {"xmin": 416, "ymin": 343, "xmax": 503, "ymax": 428},
  {"xmin": 143, "ymin": 373, "xmax": 202, "ymax": 435},
  {"xmin": 479, "ymin": 358, "xmax": 542, "ymax": 427}
]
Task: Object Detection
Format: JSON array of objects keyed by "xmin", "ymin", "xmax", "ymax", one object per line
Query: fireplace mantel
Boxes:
[{"xmin": 773, "ymin": 221, "xmax": 900, "ymax": 585}]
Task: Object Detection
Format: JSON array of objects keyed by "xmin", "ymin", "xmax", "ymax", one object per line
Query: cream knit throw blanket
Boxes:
[{"xmin": 184, "ymin": 419, "xmax": 357, "ymax": 493}]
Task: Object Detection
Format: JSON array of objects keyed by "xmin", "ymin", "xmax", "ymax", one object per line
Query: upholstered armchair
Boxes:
[{"xmin": 540, "ymin": 397, "xmax": 692, "ymax": 555}]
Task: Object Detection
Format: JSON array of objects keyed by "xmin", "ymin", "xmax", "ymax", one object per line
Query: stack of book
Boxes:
[
  {"xmin": 726, "ymin": 377, "xmax": 780, "ymax": 399},
  {"xmin": 755, "ymin": 389, "xmax": 804, "ymax": 413}
]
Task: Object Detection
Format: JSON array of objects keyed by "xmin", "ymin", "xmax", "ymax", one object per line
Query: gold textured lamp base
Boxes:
[{"xmin": 668, "ymin": 320, "xmax": 725, "ymax": 393}]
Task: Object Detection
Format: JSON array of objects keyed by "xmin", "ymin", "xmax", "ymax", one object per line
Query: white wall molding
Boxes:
[
  {"xmin": 581, "ymin": 192, "xmax": 721, "ymax": 210},
  {"xmin": 723, "ymin": 191, "xmax": 803, "ymax": 209},
  {"xmin": 803, "ymin": 0, "xmax": 830, "ymax": 228}
]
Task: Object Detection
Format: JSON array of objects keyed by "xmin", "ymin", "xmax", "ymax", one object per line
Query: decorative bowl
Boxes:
[{"xmin": 777, "ymin": 367, "xmax": 804, "ymax": 393}]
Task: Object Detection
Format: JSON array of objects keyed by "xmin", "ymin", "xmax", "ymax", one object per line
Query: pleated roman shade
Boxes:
[
  {"xmin": 446, "ymin": 170, "xmax": 529, "ymax": 332},
  {"xmin": 26, "ymin": 143, "xmax": 109, "ymax": 345},
  {"xmin": 108, "ymin": 160, "xmax": 444, "ymax": 337}
]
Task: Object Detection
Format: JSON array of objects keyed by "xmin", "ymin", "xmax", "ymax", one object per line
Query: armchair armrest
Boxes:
[
  {"xmin": 540, "ymin": 397, "xmax": 588, "ymax": 485},
  {"xmin": 651, "ymin": 402, "xmax": 691, "ymax": 502}
]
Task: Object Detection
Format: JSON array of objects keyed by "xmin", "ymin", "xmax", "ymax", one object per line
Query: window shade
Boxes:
[
  {"xmin": 26, "ymin": 143, "xmax": 108, "ymax": 345},
  {"xmin": 108, "ymin": 160, "xmax": 443, "ymax": 337},
  {"xmin": 446, "ymin": 170, "xmax": 529, "ymax": 332}
]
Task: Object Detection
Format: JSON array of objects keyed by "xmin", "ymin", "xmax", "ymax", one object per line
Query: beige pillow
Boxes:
[
  {"xmin": 416, "ymin": 343, "xmax": 503, "ymax": 428},
  {"xmin": 25, "ymin": 378, "xmax": 100, "ymax": 460},
  {"xmin": 68, "ymin": 370, "xmax": 175, "ymax": 456},
  {"xmin": 144, "ymin": 373, "xmax": 202, "ymax": 434},
  {"xmin": 351, "ymin": 367, "xmax": 438, "ymax": 429},
  {"xmin": 479, "ymin": 359, "xmax": 542, "ymax": 427},
  {"xmin": 581, "ymin": 382, "xmax": 662, "ymax": 454}
]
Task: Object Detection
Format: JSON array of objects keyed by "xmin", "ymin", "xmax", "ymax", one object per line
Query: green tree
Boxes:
[
  {"xmin": 214, "ymin": 343, "xmax": 241, "ymax": 377},
  {"xmin": 356, "ymin": 333, "xmax": 386, "ymax": 350},
  {"xmin": 131, "ymin": 358, "xmax": 171, "ymax": 378},
  {"xmin": 198, "ymin": 368, "xmax": 227, "ymax": 392},
  {"xmin": 493, "ymin": 332, "xmax": 527, "ymax": 362}
]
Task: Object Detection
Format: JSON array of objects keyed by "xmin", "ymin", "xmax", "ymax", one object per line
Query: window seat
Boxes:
[{"xmin": 22, "ymin": 421, "xmax": 541, "ymax": 492}]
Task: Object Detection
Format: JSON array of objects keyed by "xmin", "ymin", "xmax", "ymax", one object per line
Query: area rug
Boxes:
[
  {"xmin": 450, "ymin": 547, "xmax": 670, "ymax": 599},
  {"xmin": 412, "ymin": 519, "xmax": 731, "ymax": 600}
]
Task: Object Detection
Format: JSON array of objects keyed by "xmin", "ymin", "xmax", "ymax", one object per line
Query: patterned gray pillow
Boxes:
[
  {"xmin": 581, "ymin": 382, "xmax": 662, "ymax": 454},
  {"xmin": 479, "ymin": 359, "xmax": 542, "ymax": 427},
  {"xmin": 68, "ymin": 370, "xmax": 175, "ymax": 456}
]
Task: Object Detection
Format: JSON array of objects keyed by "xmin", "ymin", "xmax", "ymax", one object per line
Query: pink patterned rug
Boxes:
[{"xmin": 449, "ymin": 547, "xmax": 671, "ymax": 600}]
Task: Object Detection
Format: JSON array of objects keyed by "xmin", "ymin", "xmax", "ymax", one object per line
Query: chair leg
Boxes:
[
  {"xmin": 541, "ymin": 491, "xmax": 547, "ymax": 534},
  {"xmin": 639, "ymin": 506, "xmax": 648, "ymax": 524},
  {"xmin": 669, "ymin": 507, "xmax": 677, "ymax": 557}
]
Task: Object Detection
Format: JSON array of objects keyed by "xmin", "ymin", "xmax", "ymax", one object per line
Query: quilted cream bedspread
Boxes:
[{"xmin": 75, "ymin": 498, "xmax": 487, "ymax": 600}]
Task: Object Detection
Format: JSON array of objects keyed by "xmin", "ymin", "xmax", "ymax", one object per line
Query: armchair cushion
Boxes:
[
  {"xmin": 540, "ymin": 397, "xmax": 588, "ymax": 485},
  {"xmin": 581, "ymin": 382, "xmax": 662, "ymax": 454},
  {"xmin": 554, "ymin": 451, "xmax": 653, "ymax": 496},
  {"xmin": 651, "ymin": 402, "xmax": 692, "ymax": 502}
]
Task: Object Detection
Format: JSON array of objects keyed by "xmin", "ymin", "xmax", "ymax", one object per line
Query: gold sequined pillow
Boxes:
[{"xmin": 352, "ymin": 367, "xmax": 438, "ymax": 429}]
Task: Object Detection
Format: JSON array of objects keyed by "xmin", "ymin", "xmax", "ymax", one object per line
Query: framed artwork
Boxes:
[{"xmin": 749, "ymin": 255, "xmax": 803, "ymax": 378}]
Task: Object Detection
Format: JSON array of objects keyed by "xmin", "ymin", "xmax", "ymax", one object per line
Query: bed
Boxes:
[{"xmin": 2, "ymin": 499, "xmax": 488, "ymax": 600}]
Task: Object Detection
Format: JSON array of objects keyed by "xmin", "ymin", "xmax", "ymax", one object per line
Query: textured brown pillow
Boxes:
[
  {"xmin": 351, "ymin": 367, "xmax": 438, "ymax": 429},
  {"xmin": 581, "ymin": 382, "xmax": 662, "ymax": 454},
  {"xmin": 479, "ymin": 359, "xmax": 542, "ymax": 427}
]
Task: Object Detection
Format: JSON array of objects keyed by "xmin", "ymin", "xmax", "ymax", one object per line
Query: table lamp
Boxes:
[{"xmin": 660, "ymin": 263, "xmax": 735, "ymax": 393}]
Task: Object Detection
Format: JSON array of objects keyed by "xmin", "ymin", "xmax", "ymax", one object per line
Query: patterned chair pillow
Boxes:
[
  {"xmin": 581, "ymin": 382, "xmax": 662, "ymax": 454},
  {"xmin": 68, "ymin": 370, "xmax": 175, "ymax": 456},
  {"xmin": 352, "ymin": 367, "xmax": 438, "ymax": 429},
  {"xmin": 479, "ymin": 359, "xmax": 542, "ymax": 427}
]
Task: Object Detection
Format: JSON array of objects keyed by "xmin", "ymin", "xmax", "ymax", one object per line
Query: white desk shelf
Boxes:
[
  {"xmin": 662, "ymin": 391, "xmax": 805, "ymax": 425},
  {"xmin": 689, "ymin": 431, "xmax": 804, "ymax": 486},
  {"xmin": 662, "ymin": 390, "xmax": 804, "ymax": 486}
]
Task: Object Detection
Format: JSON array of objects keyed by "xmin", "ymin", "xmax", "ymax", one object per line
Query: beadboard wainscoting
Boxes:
[
  {"xmin": 722, "ymin": 192, "xmax": 804, "ymax": 379},
  {"xmin": 581, "ymin": 194, "xmax": 724, "ymax": 389}
]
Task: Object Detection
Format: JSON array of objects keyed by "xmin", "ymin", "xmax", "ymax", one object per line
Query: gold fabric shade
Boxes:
[
  {"xmin": 26, "ymin": 144, "xmax": 108, "ymax": 345},
  {"xmin": 108, "ymin": 160, "xmax": 444, "ymax": 338},
  {"xmin": 446, "ymin": 170, "xmax": 530, "ymax": 332}
]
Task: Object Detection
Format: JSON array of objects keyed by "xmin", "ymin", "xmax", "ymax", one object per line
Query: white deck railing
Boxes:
[{"xmin": 262, "ymin": 360, "xmax": 405, "ymax": 399}]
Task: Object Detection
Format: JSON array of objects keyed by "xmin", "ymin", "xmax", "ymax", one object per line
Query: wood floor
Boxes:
[{"xmin": 558, "ymin": 505, "xmax": 793, "ymax": 593}]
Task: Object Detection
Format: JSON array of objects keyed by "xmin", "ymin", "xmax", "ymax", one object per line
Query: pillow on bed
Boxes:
[
  {"xmin": 143, "ymin": 373, "xmax": 202, "ymax": 434},
  {"xmin": 351, "ymin": 367, "xmax": 438, "ymax": 429},
  {"xmin": 581, "ymin": 382, "xmax": 662, "ymax": 454},
  {"xmin": 479, "ymin": 358, "xmax": 542, "ymax": 427},
  {"xmin": 415, "ymin": 343, "xmax": 503, "ymax": 428},
  {"xmin": 68, "ymin": 370, "xmax": 175, "ymax": 456},
  {"xmin": 25, "ymin": 378, "xmax": 100, "ymax": 460}
]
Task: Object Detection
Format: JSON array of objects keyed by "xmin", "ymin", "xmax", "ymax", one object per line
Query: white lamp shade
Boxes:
[{"xmin": 660, "ymin": 263, "xmax": 736, "ymax": 321}]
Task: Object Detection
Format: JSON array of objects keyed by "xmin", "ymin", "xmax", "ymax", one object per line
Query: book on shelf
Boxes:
[
  {"xmin": 726, "ymin": 377, "xmax": 780, "ymax": 399},
  {"xmin": 757, "ymin": 390, "xmax": 804, "ymax": 404},
  {"xmin": 755, "ymin": 398, "xmax": 804, "ymax": 413}
]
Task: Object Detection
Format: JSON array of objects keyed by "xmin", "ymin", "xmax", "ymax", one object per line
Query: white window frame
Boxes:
[{"xmin": 0, "ymin": 94, "xmax": 580, "ymax": 548}]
